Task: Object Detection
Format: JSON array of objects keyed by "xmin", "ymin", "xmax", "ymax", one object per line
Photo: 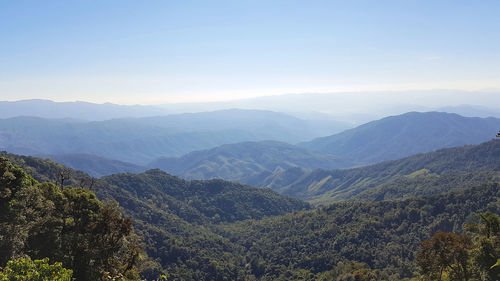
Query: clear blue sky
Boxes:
[{"xmin": 1, "ymin": 0, "xmax": 499, "ymax": 104}]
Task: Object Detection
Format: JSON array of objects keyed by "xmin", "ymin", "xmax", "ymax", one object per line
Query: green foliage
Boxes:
[
  {"xmin": 1, "ymin": 153, "xmax": 310, "ymax": 280},
  {"xmin": 0, "ymin": 157, "xmax": 143, "ymax": 280},
  {"xmin": 98, "ymin": 169, "xmax": 309, "ymax": 280},
  {"xmin": 355, "ymin": 170, "xmax": 500, "ymax": 202},
  {"xmin": 0, "ymin": 152, "xmax": 88, "ymax": 188},
  {"xmin": 101, "ymin": 169, "xmax": 310, "ymax": 224},
  {"xmin": 464, "ymin": 212, "xmax": 500, "ymax": 280},
  {"xmin": 0, "ymin": 257, "xmax": 72, "ymax": 281},
  {"xmin": 217, "ymin": 183, "xmax": 500, "ymax": 280},
  {"xmin": 417, "ymin": 212, "xmax": 500, "ymax": 280}
]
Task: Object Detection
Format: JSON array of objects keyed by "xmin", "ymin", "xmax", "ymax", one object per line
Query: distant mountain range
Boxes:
[
  {"xmin": 158, "ymin": 90, "xmax": 500, "ymax": 124},
  {"xmin": 436, "ymin": 104, "xmax": 500, "ymax": 118},
  {"xmin": 0, "ymin": 99, "xmax": 167, "ymax": 120},
  {"xmin": 45, "ymin": 153, "xmax": 147, "ymax": 177},
  {"xmin": 0, "ymin": 109, "xmax": 347, "ymax": 165},
  {"xmin": 149, "ymin": 112, "xmax": 499, "ymax": 186},
  {"xmin": 15, "ymin": 111, "xmax": 498, "ymax": 181},
  {"xmin": 3, "ymin": 93, "xmax": 499, "ymax": 125}
]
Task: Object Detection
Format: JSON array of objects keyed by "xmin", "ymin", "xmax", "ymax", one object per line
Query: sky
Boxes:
[{"xmin": 1, "ymin": 0, "xmax": 499, "ymax": 104}]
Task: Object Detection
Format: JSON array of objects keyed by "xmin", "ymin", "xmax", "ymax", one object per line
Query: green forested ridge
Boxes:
[
  {"xmin": 0, "ymin": 152, "xmax": 309, "ymax": 224},
  {"xmin": 101, "ymin": 169, "xmax": 310, "ymax": 224},
  {"xmin": 353, "ymin": 170, "xmax": 500, "ymax": 202},
  {"xmin": 247, "ymin": 139, "xmax": 500, "ymax": 204},
  {"xmin": 149, "ymin": 140, "xmax": 352, "ymax": 182},
  {"xmin": 0, "ymin": 152, "xmax": 310, "ymax": 280}
]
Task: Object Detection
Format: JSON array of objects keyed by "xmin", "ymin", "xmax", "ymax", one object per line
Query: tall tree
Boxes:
[{"xmin": 417, "ymin": 231, "xmax": 472, "ymax": 281}]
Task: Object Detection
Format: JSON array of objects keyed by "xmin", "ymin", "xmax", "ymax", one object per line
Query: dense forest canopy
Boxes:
[{"xmin": 0, "ymin": 157, "xmax": 144, "ymax": 280}]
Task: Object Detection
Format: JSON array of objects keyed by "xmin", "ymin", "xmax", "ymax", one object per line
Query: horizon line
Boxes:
[{"xmin": 2, "ymin": 87, "xmax": 500, "ymax": 106}]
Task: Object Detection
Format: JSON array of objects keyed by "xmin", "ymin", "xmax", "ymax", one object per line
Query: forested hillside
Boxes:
[
  {"xmin": 150, "ymin": 141, "xmax": 351, "ymax": 181},
  {"xmin": 218, "ymin": 183, "xmax": 500, "ymax": 280},
  {"xmin": 0, "ymin": 157, "xmax": 144, "ymax": 280},
  {"xmin": 299, "ymin": 112, "xmax": 500, "ymax": 165},
  {"xmin": 0, "ymin": 152, "xmax": 310, "ymax": 280},
  {"xmin": 101, "ymin": 169, "xmax": 310, "ymax": 224},
  {"xmin": 247, "ymin": 139, "xmax": 500, "ymax": 204}
]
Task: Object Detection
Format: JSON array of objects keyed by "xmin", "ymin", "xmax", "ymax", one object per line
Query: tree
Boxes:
[
  {"xmin": 0, "ymin": 158, "xmax": 37, "ymax": 265},
  {"xmin": 57, "ymin": 166, "xmax": 72, "ymax": 187},
  {"xmin": 478, "ymin": 211, "xmax": 500, "ymax": 239},
  {"xmin": 0, "ymin": 257, "xmax": 73, "ymax": 281},
  {"xmin": 417, "ymin": 231, "xmax": 472, "ymax": 281},
  {"xmin": 0, "ymin": 157, "xmax": 143, "ymax": 280},
  {"xmin": 465, "ymin": 212, "xmax": 500, "ymax": 280}
]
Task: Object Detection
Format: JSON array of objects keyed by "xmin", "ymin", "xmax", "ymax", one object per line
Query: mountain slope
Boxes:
[
  {"xmin": 219, "ymin": 182, "xmax": 500, "ymax": 279},
  {"xmin": 1, "ymin": 152, "xmax": 310, "ymax": 280},
  {"xmin": 247, "ymin": 140, "xmax": 500, "ymax": 204},
  {"xmin": 100, "ymin": 169, "xmax": 310, "ymax": 224},
  {"xmin": 299, "ymin": 111, "xmax": 500, "ymax": 165},
  {"xmin": 0, "ymin": 151, "xmax": 309, "ymax": 224},
  {"xmin": 149, "ymin": 141, "xmax": 352, "ymax": 181}
]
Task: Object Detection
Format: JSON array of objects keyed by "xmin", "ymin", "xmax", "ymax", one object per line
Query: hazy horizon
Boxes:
[
  {"xmin": 2, "ymin": 89, "xmax": 500, "ymax": 125},
  {"xmin": 1, "ymin": 88, "xmax": 500, "ymax": 106}
]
